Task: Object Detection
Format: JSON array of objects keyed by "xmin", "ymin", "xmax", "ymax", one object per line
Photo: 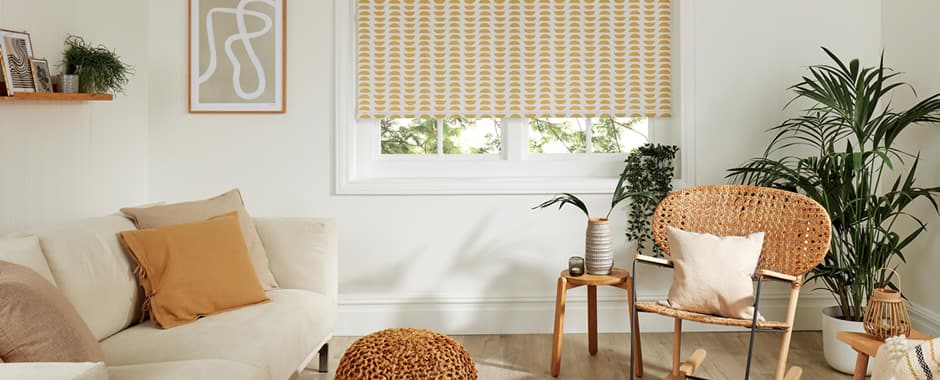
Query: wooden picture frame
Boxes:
[
  {"xmin": 0, "ymin": 29, "xmax": 35, "ymax": 93},
  {"xmin": 29, "ymin": 58, "xmax": 53, "ymax": 93},
  {"xmin": 0, "ymin": 45, "xmax": 11, "ymax": 96},
  {"xmin": 188, "ymin": 0, "xmax": 286, "ymax": 113}
]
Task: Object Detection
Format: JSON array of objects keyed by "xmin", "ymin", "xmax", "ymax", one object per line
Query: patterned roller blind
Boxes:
[{"xmin": 357, "ymin": 0, "xmax": 672, "ymax": 119}]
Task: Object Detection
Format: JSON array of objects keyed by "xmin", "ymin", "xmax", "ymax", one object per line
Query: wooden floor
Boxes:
[{"xmin": 299, "ymin": 332, "xmax": 852, "ymax": 379}]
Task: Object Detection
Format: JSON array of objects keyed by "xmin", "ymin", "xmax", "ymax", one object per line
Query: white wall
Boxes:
[
  {"xmin": 882, "ymin": 0, "xmax": 940, "ymax": 335},
  {"xmin": 146, "ymin": 0, "xmax": 887, "ymax": 335},
  {"xmin": 9, "ymin": 0, "xmax": 930, "ymax": 336},
  {"xmin": 0, "ymin": 0, "xmax": 149, "ymax": 232}
]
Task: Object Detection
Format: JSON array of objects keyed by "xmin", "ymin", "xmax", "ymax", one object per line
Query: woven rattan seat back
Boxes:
[{"xmin": 651, "ymin": 184, "xmax": 831, "ymax": 277}]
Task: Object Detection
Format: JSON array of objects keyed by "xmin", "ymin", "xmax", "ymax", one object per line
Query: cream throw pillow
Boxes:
[
  {"xmin": 663, "ymin": 226, "xmax": 765, "ymax": 320},
  {"xmin": 872, "ymin": 335, "xmax": 939, "ymax": 380},
  {"xmin": 120, "ymin": 189, "xmax": 278, "ymax": 289}
]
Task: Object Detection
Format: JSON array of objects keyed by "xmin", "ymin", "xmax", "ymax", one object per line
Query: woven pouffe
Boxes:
[{"xmin": 335, "ymin": 328, "xmax": 477, "ymax": 380}]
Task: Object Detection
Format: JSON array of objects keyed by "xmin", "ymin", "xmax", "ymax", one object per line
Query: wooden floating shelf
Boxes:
[{"xmin": 0, "ymin": 93, "xmax": 113, "ymax": 101}]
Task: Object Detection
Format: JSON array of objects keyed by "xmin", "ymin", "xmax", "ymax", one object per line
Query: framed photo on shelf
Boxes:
[
  {"xmin": 188, "ymin": 0, "xmax": 286, "ymax": 113},
  {"xmin": 0, "ymin": 29, "xmax": 35, "ymax": 93},
  {"xmin": 29, "ymin": 58, "xmax": 53, "ymax": 93}
]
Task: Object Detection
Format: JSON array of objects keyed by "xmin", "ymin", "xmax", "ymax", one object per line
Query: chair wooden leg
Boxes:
[
  {"xmin": 775, "ymin": 285, "xmax": 802, "ymax": 380},
  {"xmin": 672, "ymin": 319, "xmax": 682, "ymax": 376},
  {"xmin": 551, "ymin": 276, "xmax": 568, "ymax": 377},
  {"xmin": 627, "ymin": 285, "xmax": 643, "ymax": 379},
  {"xmin": 588, "ymin": 285, "xmax": 598, "ymax": 355}
]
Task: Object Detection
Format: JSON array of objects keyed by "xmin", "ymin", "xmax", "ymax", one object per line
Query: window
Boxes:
[
  {"xmin": 336, "ymin": 0, "xmax": 692, "ymax": 194},
  {"xmin": 528, "ymin": 118, "xmax": 649, "ymax": 154},
  {"xmin": 376, "ymin": 117, "xmax": 646, "ymax": 156},
  {"xmin": 380, "ymin": 118, "xmax": 502, "ymax": 155}
]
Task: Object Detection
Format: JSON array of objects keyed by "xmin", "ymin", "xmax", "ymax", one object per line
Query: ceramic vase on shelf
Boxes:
[
  {"xmin": 54, "ymin": 74, "xmax": 79, "ymax": 93},
  {"xmin": 585, "ymin": 218, "xmax": 613, "ymax": 275}
]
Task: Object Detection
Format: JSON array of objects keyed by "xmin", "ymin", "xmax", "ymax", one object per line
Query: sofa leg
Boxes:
[{"xmin": 318, "ymin": 343, "xmax": 329, "ymax": 373}]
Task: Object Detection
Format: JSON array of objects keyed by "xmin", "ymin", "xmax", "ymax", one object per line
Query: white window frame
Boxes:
[{"xmin": 334, "ymin": 0, "xmax": 696, "ymax": 195}]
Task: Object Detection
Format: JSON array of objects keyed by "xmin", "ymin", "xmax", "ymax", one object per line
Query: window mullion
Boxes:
[
  {"xmin": 503, "ymin": 118, "xmax": 524, "ymax": 162},
  {"xmin": 584, "ymin": 118, "xmax": 593, "ymax": 154},
  {"xmin": 436, "ymin": 119, "xmax": 444, "ymax": 155}
]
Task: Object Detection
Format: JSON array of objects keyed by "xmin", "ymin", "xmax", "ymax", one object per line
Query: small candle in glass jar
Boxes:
[{"xmin": 569, "ymin": 256, "xmax": 585, "ymax": 276}]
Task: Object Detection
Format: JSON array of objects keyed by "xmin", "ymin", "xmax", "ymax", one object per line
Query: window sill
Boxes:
[{"xmin": 335, "ymin": 176, "xmax": 690, "ymax": 196}]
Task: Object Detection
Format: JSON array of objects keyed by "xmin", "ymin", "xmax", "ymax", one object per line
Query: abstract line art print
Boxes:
[
  {"xmin": 0, "ymin": 30, "xmax": 35, "ymax": 93},
  {"xmin": 189, "ymin": 0, "xmax": 285, "ymax": 113}
]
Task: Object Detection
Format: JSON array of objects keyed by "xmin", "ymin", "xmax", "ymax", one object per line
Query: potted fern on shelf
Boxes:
[{"xmin": 728, "ymin": 48, "xmax": 940, "ymax": 374}]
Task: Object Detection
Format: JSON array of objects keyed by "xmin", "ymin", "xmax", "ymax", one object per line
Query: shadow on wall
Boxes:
[{"xmin": 385, "ymin": 210, "xmax": 636, "ymax": 331}]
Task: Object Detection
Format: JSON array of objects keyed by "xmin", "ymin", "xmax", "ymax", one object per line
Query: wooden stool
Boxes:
[
  {"xmin": 837, "ymin": 330, "xmax": 931, "ymax": 380},
  {"xmin": 551, "ymin": 268, "xmax": 642, "ymax": 378}
]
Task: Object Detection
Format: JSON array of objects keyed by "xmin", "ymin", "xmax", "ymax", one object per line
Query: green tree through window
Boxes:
[
  {"xmin": 380, "ymin": 118, "xmax": 501, "ymax": 154},
  {"xmin": 380, "ymin": 117, "xmax": 645, "ymax": 155},
  {"xmin": 528, "ymin": 117, "xmax": 647, "ymax": 153}
]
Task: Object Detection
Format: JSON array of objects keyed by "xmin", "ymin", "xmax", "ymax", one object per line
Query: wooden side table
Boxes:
[
  {"xmin": 836, "ymin": 330, "xmax": 932, "ymax": 380},
  {"xmin": 551, "ymin": 268, "xmax": 642, "ymax": 378}
]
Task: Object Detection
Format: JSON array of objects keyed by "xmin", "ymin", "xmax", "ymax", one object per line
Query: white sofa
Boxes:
[{"xmin": 0, "ymin": 214, "xmax": 337, "ymax": 380}]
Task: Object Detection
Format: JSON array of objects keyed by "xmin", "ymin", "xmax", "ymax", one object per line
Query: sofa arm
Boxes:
[
  {"xmin": 254, "ymin": 218, "xmax": 337, "ymax": 301},
  {"xmin": 0, "ymin": 362, "xmax": 108, "ymax": 380}
]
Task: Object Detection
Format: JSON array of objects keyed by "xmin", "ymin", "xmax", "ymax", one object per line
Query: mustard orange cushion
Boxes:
[{"xmin": 119, "ymin": 212, "xmax": 269, "ymax": 329}]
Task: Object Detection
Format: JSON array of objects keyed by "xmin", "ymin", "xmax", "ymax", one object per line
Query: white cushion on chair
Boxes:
[{"xmin": 662, "ymin": 226, "xmax": 765, "ymax": 320}]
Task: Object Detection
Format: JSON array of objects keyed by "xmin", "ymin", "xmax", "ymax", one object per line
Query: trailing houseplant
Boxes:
[
  {"xmin": 728, "ymin": 48, "xmax": 940, "ymax": 372},
  {"xmin": 621, "ymin": 144, "xmax": 679, "ymax": 257},
  {"xmin": 60, "ymin": 35, "xmax": 133, "ymax": 94}
]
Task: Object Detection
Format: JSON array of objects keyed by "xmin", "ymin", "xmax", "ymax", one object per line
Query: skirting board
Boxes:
[
  {"xmin": 335, "ymin": 293, "xmax": 834, "ymax": 336},
  {"xmin": 909, "ymin": 302, "xmax": 940, "ymax": 337}
]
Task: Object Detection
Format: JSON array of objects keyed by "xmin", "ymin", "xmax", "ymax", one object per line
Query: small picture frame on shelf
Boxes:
[
  {"xmin": 29, "ymin": 58, "xmax": 52, "ymax": 93},
  {"xmin": 29, "ymin": 58, "xmax": 52, "ymax": 92},
  {"xmin": 0, "ymin": 29, "xmax": 35, "ymax": 93}
]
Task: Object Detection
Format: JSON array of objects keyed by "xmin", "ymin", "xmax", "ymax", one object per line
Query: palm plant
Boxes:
[{"xmin": 728, "ymin": 48, "xmax": 940, "ymax": 321}]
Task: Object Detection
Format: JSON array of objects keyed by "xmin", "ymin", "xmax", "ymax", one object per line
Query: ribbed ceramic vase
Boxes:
[{"xmin": 585, "ymin": 218, "xmax": 613, "ymax": 275}]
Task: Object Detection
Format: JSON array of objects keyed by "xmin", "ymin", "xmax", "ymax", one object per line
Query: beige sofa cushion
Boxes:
[
  {"xmin": 30, "ymin": 215, "xmax": 142, "ymax": 341},
  {"xmin": 101, "ymin": 289, "xmax": 336, "ymax": 380},
  {"xmin": 0, "ymin": 235, "xmax": 56, "ymax": 286},
  {"xmin": 255, "ymin": 218, "xmax": 337, "ymax": 300},
  {"xmin": 0, "ymin": 362, "xmax": 108, "ymax": 380},
  {"xmin": 120, "ymin": 189, "xmax": 278, "ymax": 290},
  {"xmin": 0, "ymin": 262, "xmax": 105, "ymax": 363},
  {"xmin": 108, "ymin": 359, "xmax": 266, "ymax": 380}
]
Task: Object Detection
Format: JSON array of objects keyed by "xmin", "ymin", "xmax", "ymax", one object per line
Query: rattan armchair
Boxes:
[{"xmin": 629, "ymin": 185, "xmax": 831, "ymax": 380}]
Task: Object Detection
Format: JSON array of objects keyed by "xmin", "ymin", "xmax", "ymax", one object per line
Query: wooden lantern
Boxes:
[{"xmin": 863, "ymin": 269, "xmax": 911, "ymax": 340}]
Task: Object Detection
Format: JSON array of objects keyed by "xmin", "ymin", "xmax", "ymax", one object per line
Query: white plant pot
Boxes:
[
  {"xmin": 585, "ymin": 218, "xmax": 613, "ymax": 275},
  {"xmin": 821, "ymin": 306, "xmax": 872, "ymax": 375}
]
